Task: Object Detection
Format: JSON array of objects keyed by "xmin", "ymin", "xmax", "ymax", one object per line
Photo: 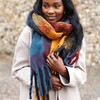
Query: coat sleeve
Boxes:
[
  {"xmin": 59, "ymin": 38, "xmax": 87, "ymax": 87},
  {"xmin": 11, "ymin": 26, "xmax": 34, "ymax": 87}
]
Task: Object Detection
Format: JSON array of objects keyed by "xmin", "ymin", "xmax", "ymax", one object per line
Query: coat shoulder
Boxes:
[{"xmin": 19, "ymin": 25, "xmax": 32, "ymax": 47}]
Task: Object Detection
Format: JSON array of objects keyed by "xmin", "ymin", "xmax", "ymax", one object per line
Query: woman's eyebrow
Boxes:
[
  {"xmin": 54, "ymin": 2, "xmax": 62, "ymax": 5},
  {"xmin": 42, "ymin": 2, "xmax": 48, "ymax": 4}
]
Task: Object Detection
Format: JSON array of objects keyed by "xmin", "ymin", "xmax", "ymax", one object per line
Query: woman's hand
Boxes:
[
  {"xmin": 52, "ymin": 75, "xmax": 64, "ymax": 90},
  {"xmin": 46, "ymin": 53, "xmax": 65, "ymax": 74},
  {"xmin": 46, "ymin": 53, "xmax": 69, "ymax": 80}
]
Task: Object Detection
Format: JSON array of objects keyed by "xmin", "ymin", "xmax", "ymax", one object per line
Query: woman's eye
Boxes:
[
  {"xmin": 54, "ymin": 5, "xmax": 60, "ymax": 9},
  {"xmin": 43, "ymin": 4, "xmax": 49, "ymax": 8}
]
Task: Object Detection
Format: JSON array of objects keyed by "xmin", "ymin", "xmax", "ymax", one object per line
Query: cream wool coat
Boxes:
[{"xmin": 11, "ymin": 26, "xmax": 87, "ymax": 100}]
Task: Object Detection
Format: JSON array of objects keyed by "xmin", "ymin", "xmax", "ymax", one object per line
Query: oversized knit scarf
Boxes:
[{"xmin": 27, "ymin": 12, "xmax": 81, "ymax": 100}]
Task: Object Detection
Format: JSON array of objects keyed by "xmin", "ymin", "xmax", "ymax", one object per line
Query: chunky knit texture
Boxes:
[{"xmin": 27, "ymin": 12, "xmax": 81, "ymax": 100}]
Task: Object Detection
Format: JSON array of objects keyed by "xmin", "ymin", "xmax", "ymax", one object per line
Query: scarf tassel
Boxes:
[{"xmin": 29, "ymin": 66, "xmax": 52, "ymax": 100}]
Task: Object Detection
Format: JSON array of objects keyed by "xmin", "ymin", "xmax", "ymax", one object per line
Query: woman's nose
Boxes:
[{"xmin": 48, "ymin": 7, "xmax": 55, "ymax": 14}]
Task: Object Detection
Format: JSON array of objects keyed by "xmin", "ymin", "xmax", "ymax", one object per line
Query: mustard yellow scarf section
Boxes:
[{"xmin": 32, "ymin": 13, "xmax": 73, "ymax": 54}]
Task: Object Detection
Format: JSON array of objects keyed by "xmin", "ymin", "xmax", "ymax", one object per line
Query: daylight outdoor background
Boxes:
[{"xmin": 0, "ymin": 0, "xmax": 100, "ymax": 100}]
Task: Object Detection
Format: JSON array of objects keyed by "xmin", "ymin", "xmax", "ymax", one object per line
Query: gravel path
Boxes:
[{"xmin": 0, "ymin": 55, "xmax": 100, "ymax": 100}]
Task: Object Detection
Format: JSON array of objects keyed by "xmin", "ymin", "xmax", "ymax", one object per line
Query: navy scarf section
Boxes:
[{"xmin": 27, "ymin": 11, "xmax": 52, "ymax": 100}]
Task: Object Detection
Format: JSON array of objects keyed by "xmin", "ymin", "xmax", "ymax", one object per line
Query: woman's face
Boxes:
[{"xmin": 42, "ymin": 0, "xmax": 64, "ymax": 23}]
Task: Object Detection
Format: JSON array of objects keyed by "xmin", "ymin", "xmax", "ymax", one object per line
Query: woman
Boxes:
[{"xmin": 11, "ymin": 0, "xmax": 87, "ymax": 100}]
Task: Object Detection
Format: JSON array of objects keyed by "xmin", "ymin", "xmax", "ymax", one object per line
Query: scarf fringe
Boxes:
[{"xmin": 29, "ymin": 66, "xmax": 52, "ymax": 100}]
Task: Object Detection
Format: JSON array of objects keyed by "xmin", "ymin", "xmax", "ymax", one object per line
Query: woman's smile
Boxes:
[{"xmin": 46, "ymin": 15, "xmax": 57, "ymax": 21}]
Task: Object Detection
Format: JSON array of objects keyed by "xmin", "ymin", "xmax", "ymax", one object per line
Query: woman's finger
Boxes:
[
  {"xmin": 53, "ymin": 84, "xmax": 63, "ymax": 90},
  {"xmin": 47, "ymin": 54, "xmax": 54, "ymax": 64},
  {"xmin": 46, "ymin": 59, "xmax": 52, "ymax": 68},
  {"xmin": 49, "ymin": 53, "xmax": 57, "ymax": 62},
  {"xmin": 55, "ymin": 81, "xmax": 64, "ymax": 88},
  {"xmin": 52, "ymin": 75, "xmax": 64, "ymax": 89}
]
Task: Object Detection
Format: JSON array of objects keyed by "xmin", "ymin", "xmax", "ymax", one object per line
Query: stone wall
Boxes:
[{"xmin": 0, "ymin": 0, "xmax": 100, "ymax": 66}]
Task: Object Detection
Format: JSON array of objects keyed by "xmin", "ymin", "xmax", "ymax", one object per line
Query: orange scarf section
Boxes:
[{"xmin": 32, "ymin": 13, "xmax": 73, "ymax": 54}]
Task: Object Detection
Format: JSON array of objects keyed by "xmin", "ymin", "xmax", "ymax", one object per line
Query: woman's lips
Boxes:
[{"xmin": 46, "ymin": 16, "xmax": 56, "ymax": 21}]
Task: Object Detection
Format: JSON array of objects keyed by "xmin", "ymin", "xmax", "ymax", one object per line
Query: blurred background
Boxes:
[{"xmin": 0, "ymin": 0, "xmax": 100, "ymax": 100}]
